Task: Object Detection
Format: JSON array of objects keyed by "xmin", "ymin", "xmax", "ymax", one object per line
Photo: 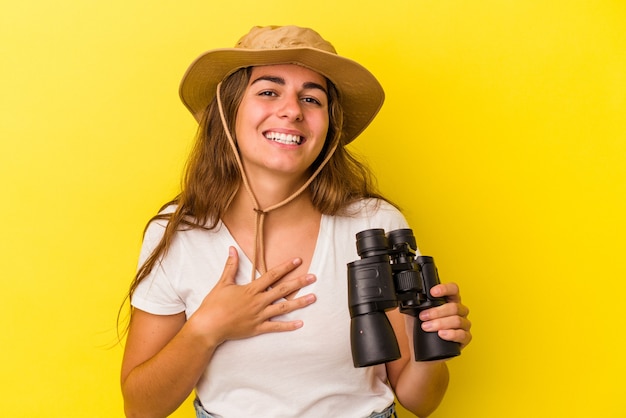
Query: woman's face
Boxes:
[{"xmin": 234, "ymin": 64, "xmax": 329, "ymax": 182}]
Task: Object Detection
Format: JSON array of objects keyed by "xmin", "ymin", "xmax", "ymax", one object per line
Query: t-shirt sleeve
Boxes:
[{"xmin": 130, "ymin": 219, "xmax": 186, "ymax": 315}]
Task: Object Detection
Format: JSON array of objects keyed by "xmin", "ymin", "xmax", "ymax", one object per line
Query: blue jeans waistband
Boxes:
[
  {"xmin": 368, "ymin": 402, "xmax": 397, "ymax": 418},
  {"xmin": 193, "ymin": 398, "xmax": 397, "ymax": 418}
]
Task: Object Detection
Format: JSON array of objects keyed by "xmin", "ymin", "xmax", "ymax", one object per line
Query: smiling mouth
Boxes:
[{"xmin": 264, "ymin": 131, "xmax": 303, "ymax": 145}]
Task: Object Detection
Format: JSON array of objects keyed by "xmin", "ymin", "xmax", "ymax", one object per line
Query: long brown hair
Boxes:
[{"xmin": 122, "ymin": 66, "xmax": 392, "ymax": 324}]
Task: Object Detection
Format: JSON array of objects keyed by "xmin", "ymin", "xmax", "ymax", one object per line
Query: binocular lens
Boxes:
[
  {"xmin": 350, "ymin": 311, "xmax": 400, "ymax": 367},
  {"xmin": 355, "ymin": 229, "xmax": 388, "ymax": 258}
]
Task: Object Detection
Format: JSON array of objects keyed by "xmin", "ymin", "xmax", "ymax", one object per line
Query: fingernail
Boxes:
[
  {"xmin": 293, "ymin": 257, "xmax": 302, "ymax": 266},
  {"xmin": 422, "ymin": 321, "xmax": 434, "ymax": 331},
  {"xmin": 419, "ymin": 311, "xmax": 430, "ymax": 321},
  {"xmin": 305, "ymin": 294, "xmax": 316, "ymax": 303},
  {"xmin": 305, "ymin": 274, "xmax": 316, "ymax": 283},
  {"xmin": 229, "ymin": 246, "xmax": 237, "ymax": 257}
]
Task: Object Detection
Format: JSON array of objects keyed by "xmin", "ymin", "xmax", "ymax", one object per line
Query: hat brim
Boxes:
[{"xmin": 179, "ymin": 47, "xmax": 385, "ymax": 144}]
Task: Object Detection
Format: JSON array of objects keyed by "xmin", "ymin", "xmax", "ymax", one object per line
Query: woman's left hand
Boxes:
[{"xmin": 418, "ymin": 283, "xmax": 472, "ymax": 349}]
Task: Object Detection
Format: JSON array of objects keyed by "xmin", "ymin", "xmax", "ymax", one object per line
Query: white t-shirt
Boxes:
[{"xmin": 132, "ymin": 199, "xmax": 413, "ymax": 418}]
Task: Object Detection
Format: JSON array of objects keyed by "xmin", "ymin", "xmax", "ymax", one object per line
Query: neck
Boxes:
[
  {"xmin": 249, "ymin": 170, "xmax": 312, "ymax": 208},
  {"xmin": 227, "ymin": 178, "xmax": 316, "ymax": 223}
]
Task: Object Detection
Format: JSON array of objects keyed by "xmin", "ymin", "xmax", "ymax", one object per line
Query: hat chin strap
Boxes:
[{"xmin": 216, "ymin": 81, "xmax": 339, "ymax": 281}]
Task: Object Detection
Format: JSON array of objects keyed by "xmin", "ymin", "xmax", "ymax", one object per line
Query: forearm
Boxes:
[
  {"xmin": 121, "ymin": 321, "xmax": 218, "ymax": 418},
  {"xmin": 386, "ymin": 313, "xmax": 451, "ymax": 417},
  {"xmin": 394, "ymin": 359, "xmax": 449, "ymax": 417}
]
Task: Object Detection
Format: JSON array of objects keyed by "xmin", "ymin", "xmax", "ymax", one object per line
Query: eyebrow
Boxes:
[{"xmin": 251, "ymin": 75, "xmax": 328, "ymax": 96}]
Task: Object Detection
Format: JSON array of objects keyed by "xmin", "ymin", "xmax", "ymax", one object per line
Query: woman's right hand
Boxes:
[{"xmin": 187, "ymin": 246, "xmax": 317, "ymax": 347}]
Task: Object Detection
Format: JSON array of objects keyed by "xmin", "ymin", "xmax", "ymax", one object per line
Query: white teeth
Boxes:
[{"xmin": 265, "ymin": 132, "xmax": 302, "ymax": 145}]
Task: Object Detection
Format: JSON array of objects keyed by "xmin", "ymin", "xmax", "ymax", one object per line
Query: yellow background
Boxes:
[{"xmin": 1, "ymin": 0, "xmax": 625, "ymax": 417}]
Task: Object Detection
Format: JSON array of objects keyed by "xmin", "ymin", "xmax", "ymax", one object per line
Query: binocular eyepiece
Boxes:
[{"xmin": 347, "ymin": 228, "xmax": 461, "ymax": 367}]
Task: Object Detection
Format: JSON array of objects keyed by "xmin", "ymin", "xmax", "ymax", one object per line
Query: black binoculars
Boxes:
[{"xmin": 347, "ymin": 228, "xmax": 461, "ymax": 367}]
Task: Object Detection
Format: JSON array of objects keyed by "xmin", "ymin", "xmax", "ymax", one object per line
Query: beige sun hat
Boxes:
[{"xmin": 179, "ymin": 25, "xmax": 385, "ymax": 144}]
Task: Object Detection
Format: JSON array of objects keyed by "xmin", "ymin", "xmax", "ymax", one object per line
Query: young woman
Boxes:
[{"xmin": 121, "ymin": 25, "xmax": 472, "ymax": 418}]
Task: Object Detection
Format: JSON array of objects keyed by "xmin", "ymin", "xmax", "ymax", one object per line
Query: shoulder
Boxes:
[
  {"xmin": 142, "ymin": 204, "xmax": 178, "ymax": 241},
  {"xmin": 334, "ymin": 198, "xmax": 409, "ymax": 232},
  {"xmin": 344, "ymin": 198, "xmax": 404, "ymax": 220},
  {"xmin": 142, "ymin": 203, "xmax": 224, "ymax": 247}
]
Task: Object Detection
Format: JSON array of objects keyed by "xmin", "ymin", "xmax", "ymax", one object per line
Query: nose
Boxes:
[{"xmin": 278, "ymin": 94, "xmax": 303, "ymax": 121}]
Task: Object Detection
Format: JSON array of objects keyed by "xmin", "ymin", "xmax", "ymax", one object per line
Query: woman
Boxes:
[{"xmin": 121, "ymin": 25, "xmax": 472, "ymax": 418}]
